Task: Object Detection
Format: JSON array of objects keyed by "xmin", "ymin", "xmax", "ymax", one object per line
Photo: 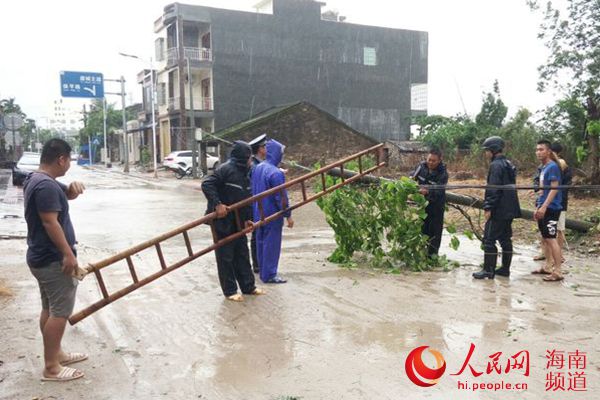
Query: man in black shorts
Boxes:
[
  {"xmin": 24, "ymin": 138, "xmax": 87, "ymax": 381},
  {"xmin": 532, "ymin": 139, "xmax": 564, "ymax": 281}
]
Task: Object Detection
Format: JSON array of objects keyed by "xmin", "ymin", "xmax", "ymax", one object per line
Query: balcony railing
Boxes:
[
  {"xmin": 168, "ymin": 97, "xmax": 213, "ymax": 112},
  {"xmin": 165, "ymin": 47, "xmax": 212, "ymax": 65},
  {"xmin": 185, "ymin": 47, "xmax": 212, "ymax": 62}
]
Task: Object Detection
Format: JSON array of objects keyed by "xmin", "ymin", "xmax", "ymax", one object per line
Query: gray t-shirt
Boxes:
[{"xmin": 24, "ymin": 172, "xmax": 76, "ymax": 268}]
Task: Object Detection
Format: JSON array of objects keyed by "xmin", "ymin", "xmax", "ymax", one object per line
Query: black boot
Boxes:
[
  {"xmin": 495, "ymin": 252, "xmax": 512, "ymax": 277},
  {"xmin": 473, "ymin": 254, "xmax": 496, "ymax": 279}
]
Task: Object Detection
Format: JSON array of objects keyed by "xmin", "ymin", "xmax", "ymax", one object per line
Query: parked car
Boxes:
[
  {"xmin": 162, "ymin": 151, "xmax": 219, "ymax": 172},
  {"xmin": 12, "ymin": 152, "xmax": 40, "ymax": 186}
]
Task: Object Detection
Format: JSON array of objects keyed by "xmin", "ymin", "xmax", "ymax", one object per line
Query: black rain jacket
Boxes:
[
  {"xmin": 483, "ymin": 154, "xmax": 521, "ymax": 220},
  {"xmin": 411, "ymin": 161, "xmax": 448, "ymax": 210},
  {"xmin": 202, "ymin": 141, "xmax": 253, "ymax": 235}
]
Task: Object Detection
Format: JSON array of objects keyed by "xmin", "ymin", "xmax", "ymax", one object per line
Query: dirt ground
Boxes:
[{"xmin": 1, "ymin": 166, "xmax": 600, "ymax": 399}]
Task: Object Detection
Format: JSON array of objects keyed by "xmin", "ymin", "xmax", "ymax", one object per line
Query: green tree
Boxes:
[
  {"xmin": 416, "ymin": 81, "xmax": 508, "ymax": 157},
  {"xmin": 1, "ymin": 97, "xmax": 29, "ymax": 161},
  {"xmin": 475, "ymin": 80, "xmax": 508, "ymax": 130},
  {"xmin": 415, "ymin": 114, "xmax": 478, "ymax": 156},
  {"xmin": 20, "ymin": 118, "xmax": 37, "ymax": 151},
  {"xmin": 0, "ymin": 98, "xmax": 26, "ymax": 117},
  {"xmin": 79, "ymin": 99, "xmax": 122, "ymax": 146},
  {"xmin": 529, "ymin": 0, "xmax": 600, "ymax": 183},
  {"xmin": 539, "ymin": 95, "xmax": 587, "ymax": 165},
  {"xmin": 499, "ymin": 108, "xmax": 541, "ymax": 169}
]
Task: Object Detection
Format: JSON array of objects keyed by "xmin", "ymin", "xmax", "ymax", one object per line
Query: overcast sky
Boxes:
[{"xmin": 0, "ymin": 0, "xmax": 555, "ymax": 123}]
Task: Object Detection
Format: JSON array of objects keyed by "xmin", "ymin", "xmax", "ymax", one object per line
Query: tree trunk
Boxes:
[
  {"xmin": 586, "ymin": 96, "xmax": 600, "ymax": 184},
  {"xmin": 328, "ymin": 168, "xmax": 595, "ymax": 233},
  {"xmin": 589, "ymin": 134, "xmax": 600, "ymax": 184}
]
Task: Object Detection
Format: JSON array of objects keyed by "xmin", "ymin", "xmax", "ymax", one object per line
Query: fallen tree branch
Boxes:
[{"xmin": 448, "ymin": 203, "xmax": 483, "ymax": 241}]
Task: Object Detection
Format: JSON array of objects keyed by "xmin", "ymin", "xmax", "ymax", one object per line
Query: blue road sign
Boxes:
[{"xmin": 60, "ymin": 71, "xmax": 104, "ymax": 98}]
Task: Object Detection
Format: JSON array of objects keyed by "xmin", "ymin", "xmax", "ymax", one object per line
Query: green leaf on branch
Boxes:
[{"xmin": 450, "ymin": 236, "xmax": 460, "ymax": 251}]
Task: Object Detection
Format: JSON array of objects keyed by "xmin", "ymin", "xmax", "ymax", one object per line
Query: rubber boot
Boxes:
[
  {"xmin": 473, "ymin": 254, "xmax": 496, "ymax": 279},
  {"xmin": 495, "ymin": 252, "xmax": 512, "ymax": 277}
]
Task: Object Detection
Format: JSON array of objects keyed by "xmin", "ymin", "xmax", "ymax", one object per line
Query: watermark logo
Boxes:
[{"xmin": 405, "ymin": 345, "xmax": 447, "ymax": 387}]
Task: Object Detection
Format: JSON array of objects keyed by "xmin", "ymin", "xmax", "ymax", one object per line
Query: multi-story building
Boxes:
[
  {"xmin": 41, "ymin": 99, "xmax": 83, "ymax": 137},
  {"xmin": 151, "ymin": 0, "xmax": 428, "ymax": 158}
]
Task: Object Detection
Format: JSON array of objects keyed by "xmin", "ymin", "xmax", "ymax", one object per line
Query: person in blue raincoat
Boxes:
[
  {"xmin": 248, "ymin": 133, "xmax": 267, "ymax": 274},
  {"xmin": 251, "ymin": 139, "xmax": 294, "ymax": 283}
]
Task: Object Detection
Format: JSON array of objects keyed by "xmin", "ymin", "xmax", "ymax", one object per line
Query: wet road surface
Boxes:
[{"xmin": 1, "ymin": 164, "xmax": 599, "ymax": 399}]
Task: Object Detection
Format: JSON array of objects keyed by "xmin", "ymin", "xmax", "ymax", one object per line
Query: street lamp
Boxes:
[{"xmin": 119, "ymin": 52, "xmax": 159, "ymax": 178}]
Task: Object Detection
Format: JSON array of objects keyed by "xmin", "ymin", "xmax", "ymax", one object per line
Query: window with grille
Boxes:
[{"xmin": 363, "ymin": 47, "xmax": 377, "ymax": 66}]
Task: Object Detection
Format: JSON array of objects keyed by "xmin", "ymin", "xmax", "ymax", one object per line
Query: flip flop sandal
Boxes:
[
  {"xmin": 60, "ymin": 352, "xmax": 88, "ymax": 366},
  {"xmin": 543, "ymin": 274, "xmax": 564, "ymax": 282},
  {"xmin": 249, "ymin": 288, "xmax": 266, "ymax": 295},
  {"xmin": 533, "ymin": 255, "xmax": 546, "ymax": 261},
  {"xmin": 41, "ymin": 366, "xmax": 84, "ymax": 382},
  {"xmin": 531, "ymin": 268, "xmax": 552, "ymax": 275},
  {"xmin": 226, "ymin": 293, "xmax": 244, "ymax": 302}
]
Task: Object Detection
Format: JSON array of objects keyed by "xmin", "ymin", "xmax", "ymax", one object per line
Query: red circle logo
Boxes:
[{"xmin": 405, "ymin": 346, "xmax": 446, "ymax": 387}]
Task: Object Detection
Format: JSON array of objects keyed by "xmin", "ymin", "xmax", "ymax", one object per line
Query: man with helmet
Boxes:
[{"xmin": 473, "ymin": 136, "xmax": 522, "ymax": 279}]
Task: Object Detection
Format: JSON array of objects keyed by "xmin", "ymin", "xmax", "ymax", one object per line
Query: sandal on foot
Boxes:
[
  {"xmin": 533, "ymin": 255, "xmax": 546, "ymax": 261},
  {"xmin": 543, "ymin": 273, "xmax": 564, "ymax": 282},
  {"xmin": 531, "ymin": 268, "xmax": 552, "ymax": 275},
  {"xmin": 41, "ymin": 366, "xmax": 84, "ymax": 382},
  {"xmin": 226, "ymin": 293, "xmax": 244, "ymax": 302},
  {"xmin": 60, "ymin": 352, "xmax": 88, "ymax": 366},
  {"xmin": 249, "ymin": 287, "xmax": 266, "ymax": 295}
]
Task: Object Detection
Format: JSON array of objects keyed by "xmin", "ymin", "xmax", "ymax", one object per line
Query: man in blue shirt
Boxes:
[
  {"xmin": 532, "ymin": 139, "xmax": 563, "ymax": 281},
  {"xmin": 24, "ymin": 138, "xmax": 87, "ymax": 381}
]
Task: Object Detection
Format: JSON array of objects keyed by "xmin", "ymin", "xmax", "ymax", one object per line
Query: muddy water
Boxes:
[{"xmin": 1, "ymin": 165, "xmax": 599, "ymax": 399}]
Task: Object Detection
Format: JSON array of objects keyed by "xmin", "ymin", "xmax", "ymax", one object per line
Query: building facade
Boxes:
[
  {"xmin": 41, "ymin": 99, "xmax": 83, "ymax": 138},
  {"xmin": 151, "ymin": 0, "xmax": 428, "ymax": 158}
]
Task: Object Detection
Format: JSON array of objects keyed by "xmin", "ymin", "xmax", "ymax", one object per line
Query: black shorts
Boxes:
[{"xmin": 538, "ymin": 208, "xmax": 561, "ymax": 239}]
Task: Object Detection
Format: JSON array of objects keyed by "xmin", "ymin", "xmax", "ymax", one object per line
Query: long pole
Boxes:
[
  {"xmin": 187, "ymin": 58, "xmax": 198, "ymax": 178},
  {"xmin": 150, "ymin": 58, "xmax": 158, "ymax": 178},
  {"xmin": 88, "ymin": 135, "xmax": 93, "ymax": 166},
  {"xmin": 120, "ymin": 76, "xmax": 130, "ymax": 172},
  {"xmin": 103, "ymin": 97, "xmax": 108, "ymax": 167}
]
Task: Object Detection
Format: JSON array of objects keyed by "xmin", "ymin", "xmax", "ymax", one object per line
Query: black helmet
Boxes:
[{"xmin": 482, "ymin": 136, "xmax": 504, "ymax": 153}]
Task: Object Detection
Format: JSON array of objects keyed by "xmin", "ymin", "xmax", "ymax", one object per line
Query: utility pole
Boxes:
[
  {"xmin": 105, "ymin": 77, "xmax": 130, "ymax": 172},
  {"xmin": 177, "ymin": 16, "xmax": 187, "ymax": 151},
  {"xmin": 187, "ymin": 59, "xmax": 198, "ymax": 178},
  {"xmin": 120, "ymin": 76, "xmax": 130, "ymax": 172},
  {"xmin": 102, "ymin": 97, "xmax": 109, "ymax": 167},
  {"xmin": 150, "ymin": 64, "xmax": 158, "ymax": 178}
]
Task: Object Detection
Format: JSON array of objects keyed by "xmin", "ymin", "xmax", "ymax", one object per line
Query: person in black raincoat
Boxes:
[
  {"xmin": 411, "ymin": 149, "xmax": 448, "ymax": 257},
  {"xmin": 201, "ymin": 141, "xmax": 265, "ymax": 301},
  {"xmin": 473, "ymin": 136, "xmax": 521, "ymax": 279}
]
